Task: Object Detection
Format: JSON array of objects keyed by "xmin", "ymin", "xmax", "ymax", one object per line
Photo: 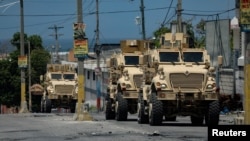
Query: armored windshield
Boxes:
[
  {"xmin": 124, "ymin": 56, "xmax": 139, "ymax": 65},
  {"xmin": 63, "ymin": 74, "xmax": 75, "ymax": 80},
  {"xmin": 159, "ymin": 52, "xmax": 179, "ymax": 62},
  {"xmin": 183, "ymin": 52, "xmax": 203, "ymax": 62},
  {"xmin": 51, "ymin": 74, "xmax": 62, "ymax": 79},
  {"xmin": 173, "ymin": 40, "xmax": 181, "ymax": 47}
]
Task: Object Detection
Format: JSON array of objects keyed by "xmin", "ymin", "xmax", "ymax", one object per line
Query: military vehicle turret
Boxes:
[
  {"xmin": 105, "ymin": 40, "xmax": 151, "ymax": 121},
  {"xmin": 137, "ymin": 32, "xmax": 222, "ymax": 125},
  {"xmin": 40, "ymin": 64, "xmax": 78, "ymax": 113}
]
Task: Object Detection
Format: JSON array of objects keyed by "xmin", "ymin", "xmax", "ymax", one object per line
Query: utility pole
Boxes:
[
  {"xmin": 49, "ymin": 25, "xmax": 63, "ymax": 64},
  {"xmin": 239, "ymin": 0, "xmax": 250, "ymax": 124},
  {"xmin": 19, "ymin": 0, "xmax": 29, "ymax": 113},
  {"xmin": 140, "ymin": 0, "xmax": 146, "ymax": 39},
  {"xmin": 28, "ymin": 41, "xmax": 31, "ymax": 112},
  {"xmin": 176, "ymin": 0, "xmax": 182, "ymax": 33},
  {"xmin": 95, "ymin": 0, "xmax": 101, "ymax": 112},
  {"xmin": 73, "ymin": 0, "xmax": 92, "ymax": 121}
]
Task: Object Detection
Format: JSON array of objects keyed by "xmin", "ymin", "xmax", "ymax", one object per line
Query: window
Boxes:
[
  {"xmin": 159, "ymin": 52, "xmax": 179, "ymax": 62},
  {"xmin": 173, "ymin": 40, "xmax": 181, "ymax": 47},
  {"xmin": 183, "ymin": 52, "xmax": 203, "ymax": 62},
  {"xmin": 87, "ymin": 70, "xmax": 90, "ymax": 79},
  {"xmin": 51, "ymin": 74, "xmax": 62, "ymax": 79},
  {"xmin": 124, "ymin": 56, "xmax": 139, "ymax": 65},
  {"xmin": 93, "ymin": 72, "xmax": 95, "ymax": 80},
  {"xmin": 63, "ymin": 74, "xmax": 75, "ymax": 80}
]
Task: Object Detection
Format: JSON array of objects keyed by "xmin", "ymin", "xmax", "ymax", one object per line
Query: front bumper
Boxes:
[{"xmin": 156, "ymin": 91, "xmax": 218, "ymax": 101}]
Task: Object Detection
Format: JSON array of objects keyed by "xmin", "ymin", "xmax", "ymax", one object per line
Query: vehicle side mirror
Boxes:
[
  {"xmin": 106, "ymin": 58, "xmax": 111, "ymax": 68},
  {"xmin": 218, "ymin": 55, "xmax": 223, "ymax": 66}
]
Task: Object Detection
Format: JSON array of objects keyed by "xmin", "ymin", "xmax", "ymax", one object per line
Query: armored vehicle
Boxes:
[
  {"xmin": 138, "ymin": 33, "xmax": 221, "ymax": 125},
  {"xmin": 105, "ymin": 40, "xmax": 150, "ymax": 121},
  {"xmin": 40, "ymin": 64, "xmax": 78, "ymax": 113}
]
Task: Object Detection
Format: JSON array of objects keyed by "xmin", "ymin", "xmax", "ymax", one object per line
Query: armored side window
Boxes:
[
  {"xmin": 51, "ymin": 74, "xmax": 62, "ymax": 80},
  {"xmin": 183, "ymin": 52, "xmax": 203, "ymax": 62},
  {"xmin": 159, "ymin": 52, "xmax": 179, "ymax": 62},
  {"xmin": 124, "ymin": 56, "xmax": 139, "ymax": 65},
  {"xmin": 164, "ymin": 41, "xmax": 171, "ymax": 47},
  {"xmin": 173, "ymin": 40, "xmax": 181, "ymax": 47},
  {"xmin": 63, "ymin": 74, "xmax": 75, "ymax": 80}
]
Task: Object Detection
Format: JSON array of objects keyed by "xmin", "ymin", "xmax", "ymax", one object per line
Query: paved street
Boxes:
[{"xmin": 0, "ymin": 111, "xmax": 238, "ymax": 141}]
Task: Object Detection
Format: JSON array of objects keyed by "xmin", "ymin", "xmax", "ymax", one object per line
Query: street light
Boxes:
[{"xmin": 135, "ymin": 16, "xmax": 141, "ymax": 36}]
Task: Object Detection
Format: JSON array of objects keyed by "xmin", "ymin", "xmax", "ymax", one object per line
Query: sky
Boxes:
[{"xmin": 0, "ymin": 0, "xmax": 236, "ymax": 46}]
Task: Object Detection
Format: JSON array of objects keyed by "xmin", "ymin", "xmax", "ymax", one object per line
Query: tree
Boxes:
[
  {"xmin": 153, "ymin": 26, "xmax": 171, "ymax": 48},
  {"xmin": 194, "ymin": 19, "xmax": 206, "ymax": 48},
  {"xmin": 0, "ymin": 32, "xmax": 50, "ymax": 108},
  {"xmin": 0, "ymin": 50, "xmax": 21, "ymax": 107},
  {"xmin": 31, "ymin": 49, "xmax": 50, "ymax": 84}
]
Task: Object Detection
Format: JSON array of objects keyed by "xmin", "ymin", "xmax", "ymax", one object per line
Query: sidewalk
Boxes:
[{"xmin": 219, "ymin": 111, "xmax": 245, "ymax": 125}]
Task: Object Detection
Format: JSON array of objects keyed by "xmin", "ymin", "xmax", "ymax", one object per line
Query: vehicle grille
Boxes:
[
  {"xmin": 55, "ymin": 85, "xmax": 74, "ymax": 95},
  {"xmin": 133, "ymin": 75, "xmax": 143, "ymax": 88},
  {"xmin": 170, "ymin": 73, "xmax": 204, "ymax": 89}
]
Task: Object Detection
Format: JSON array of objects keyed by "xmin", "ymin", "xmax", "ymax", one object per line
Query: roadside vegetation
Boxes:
[{"xmin": 0, "ymin": 32, "xmax": 50, "ymax": 111}]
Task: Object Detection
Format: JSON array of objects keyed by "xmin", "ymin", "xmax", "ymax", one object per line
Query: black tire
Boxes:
[
  {"xmin": 44, "ymin": 97, "xmax": 52, "ymax": 113},
  {"xmin": 205, "ymin": 100, "xmax": 220, "ymax": 125},
  {"xmin": 115, "ymin": 92, "xmax": 128, "ymax": 121},
  {"xmin": 40, "ymin": 98, "xmax": 44, "ymax": 113},
  {"xmin": 149, "ymin": 92, "xmax": 163, "ymax": 126},
  {"xmin": 191, "ymin": 116, "xmax": 204, "ymax": 125},
  {"xmin": 138, "ymin": 93, "xmax": 149, "ymax": 124},
  {"xmin": 105, "ymin": 97, "xmax": 115, "ymax": 120},
  {"xmin": 70, "ymin": 101, "xmax": 76, "ymax": 113}
]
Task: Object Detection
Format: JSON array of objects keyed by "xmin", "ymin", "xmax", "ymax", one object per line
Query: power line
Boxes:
[{"xmin": 48, "ymin": 24, "xmax": 63, "ymax": 64}]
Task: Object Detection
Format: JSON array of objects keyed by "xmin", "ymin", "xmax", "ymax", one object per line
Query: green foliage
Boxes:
[
  {"xmin": 28, "ymin": 35, "xmax": 43, "ymax": 50},
  {"xmin": 153, "ymin": 26, "xmax": 171, "ymax": 48},
  {"xmin": 0, "ymin": 32, "xmax": 50, "ymax": 108},
  {"xmin": 10, "ymin": 32, "xmax": 28, "ymax": 51},
  {"xmin": 194, "ymin": 19, "xmax": 206, "ymax": 48},
  {"xmin": 0, "ymin": 51, "xmax": 21, "ymax": 107},
  {"xmin": 31, "ymin": 49, "xmax": 50, "ymax": 84}
]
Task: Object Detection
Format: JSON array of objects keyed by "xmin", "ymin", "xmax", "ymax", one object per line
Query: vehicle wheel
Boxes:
[
  {"xmin": 44, "ymin": 97, "xmax": 52, "ymax": 113},
  {"xmin": 205, "ymin": 100, "xmax": 220, "ymax": 125},
  {"xmin": 138, "ymin": 93, "xmax": 149, "ymax": 124},
  {"xmin": 70, "ymin": 102, "xmax": 76, "ymax": 113},
  {"xmin": 40, "ymin": 98, "xmax": 44, "ymax": 113},
  {"xmin": 105, "ymin": 96, "xmax": 115, "ymax": 120},
  {"xmin": 149, "ymin": 92, "xmax": 163, "ymax": 126},
  {"xmin": 191, "ymin": 116, "xmax": 204, "ymax": 125},
  {"xmin": 115, "ymin": 92, "xmax": 128, "ymax": 121}
]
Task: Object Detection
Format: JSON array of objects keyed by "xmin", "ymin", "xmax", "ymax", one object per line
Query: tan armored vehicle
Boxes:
[
  {"xmin": 105, "ymin": 40, "xmax": 150, "ymax": 121},
  {"xmin": 138, "ymin": 33, "xmax": 221, "ymax": 125},
  {"xmin": 40, "ymin": 64, "xmax": 78, "ymax": 113}
]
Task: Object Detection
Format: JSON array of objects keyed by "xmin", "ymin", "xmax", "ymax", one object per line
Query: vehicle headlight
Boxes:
[
  {"xmin": 126, "ymin": 84, "xmax": 131, "ymax": 88},
  {"xmin": 125, "ymin": 75, "xmax": 129, "ymax": 81},
  {"xmin": 161, "ymin": 83, "xmax": 167, "ymax": 88},
  {"xmin": 75, "ymin": 87, "xmax": 78, "ymax": 93},
  {"xmin": 206, "ymin": 84, "xmax": 213, "ymax": 89}
]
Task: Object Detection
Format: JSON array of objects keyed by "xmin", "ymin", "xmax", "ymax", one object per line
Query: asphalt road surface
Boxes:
[{"xmin": 0, "ymin": 111, "xmax": 235, "ymax": 141}]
